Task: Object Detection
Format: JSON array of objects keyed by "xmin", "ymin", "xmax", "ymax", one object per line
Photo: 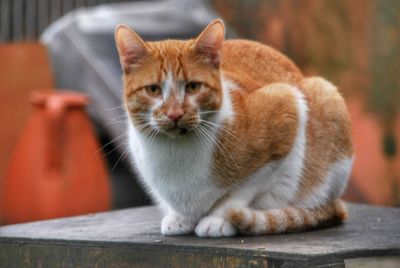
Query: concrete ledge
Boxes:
[{"xmin": 0, "ymin": 203, "xmax": 399, "ymax": 267}]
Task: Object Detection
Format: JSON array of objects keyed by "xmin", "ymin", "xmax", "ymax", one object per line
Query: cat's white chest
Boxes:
[{"xmin": 128, "ymin": 125, "xmax": 223, "ymax": 217}]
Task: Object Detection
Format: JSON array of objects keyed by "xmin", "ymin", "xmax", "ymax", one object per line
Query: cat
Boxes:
[{"xmin": 114, "ymin": 19, "xmax": 353, "ymax": 237}]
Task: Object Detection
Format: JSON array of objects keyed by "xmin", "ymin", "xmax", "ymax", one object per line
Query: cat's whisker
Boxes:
[
  {"xmin": 193, "ymin": 125, "xmax": 215, "ymax": 155},
  {"xmin": 129, "ymin": 112, "xmax": 151, "ymax": 121},
  {"xmin": 200, "ymin": 122, "xmax": 240, "ymax": 149},
  {"xmin": 139, "ymin": 125, "xmax": 160, "ymax": 146},
  {"xmin": 110, "ymin": 149, "xmax": 129, "ymax": 173},
  {"xmin": 199, "ymin": 122, "xmax": 241, "ymax": 170},
  {"xmin": 200, "ymin": 119, "xmax": 245, "ymax": 147},
  {"xmin": 193, "ymin": 127, "xmax": 221, "ymax": 172},
  {"xmin": 198, "ymin": 110, "xmax": 219, "ymax": 115},
  {"xmin": 103, "ymin": 116, "xmax": 126, "ymax": 127},
  {"xmin": 200, "ymin": 128, "xmax": 234, "ymax": 170},
  {"xmin": 132, "ymin": 125, "xmax": 158, "ymax": 147},
  {"xmin": 191, "ymin": 128, "xmax": 212, "ymax": 175},
  {"xmin": 105, "ymin": 120, "xmax": 127, "ymax": 125},
  {"xmin": 133, "ymin": 113, "xmax": 151, "ymax": 118},
  {"xmin": 132, "ymin": 117, "xmax": 151, "ymax": 124},
  {"xmin": 101, "ymin": 139, "xmax": 129, "ymax": 157},
  {"xmin": 133, "ymin": 121, "xmax": 153, "ymax": 131},
  {"xmin": 103, "ymin": 114, "xmax": 129, "ymax": 127},
  {"xmin": 136, "ymin": 123, "xmax": 150, "ymax": 130},
  {"xmin": 140, "ymin": 126, "xmax": 154, "ymax": 139},
  {"xmin": 105, "ymin": 104, "xmax": 126, "ymax": 111},
  {"xmin": 199, "ymin": 110, "xmax": 247, "ymax": 119},
  {"xmin": 196, "ymin": 124, "xmax": 234, "ymax": 169},
  {"xmin": 149, "ymin": 129, "xmax": 160, "ymax": 144},
  {"xmin": 96, "ymin": 132, "xmax": 127, "ymax": 154},
  {"xmin": 201, "ymin": 120, "xmax": 239, "ymax": 148},
  {"xmin": 107, "ymin": 113, "xmax": 128, "ymax": 120},
  {"xmin": 142, "ymin": 125, "xmax": 158, "ymax": 142},
  {"xmin": 200, "ymin": 109, "xmax": 246, "ymax": 116}
]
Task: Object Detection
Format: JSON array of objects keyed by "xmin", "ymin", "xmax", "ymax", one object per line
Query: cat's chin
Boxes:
[{"xmin": 160, "ymin": 127, "xmax": 193, "ymax": 139}]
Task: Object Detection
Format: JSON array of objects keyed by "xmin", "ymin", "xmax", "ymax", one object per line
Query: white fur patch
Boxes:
[
  {"xmin": 127, "ymin": 76, "xmax": 236, "ymax": 224},
  {"xmin": 302, "ymin": 157, "xmax": 354, "ymax": 208},
  {"xmin": 216, "ymin": 77, "xmax": 235, "ymax": 124},
  {"xmin": 221, "ymin": 76, "xmax": 238, "ymax": 92},
  {"xmin": 161, "ymin": 70, "xmax": 185, "ymax": 104},
  {"xmin": 162, "ymin": 71, "xmax": 174, "ymax": 100},
  {"xmin": 129, "ymin": 124, "xmax": 221, "ymax": 218}
]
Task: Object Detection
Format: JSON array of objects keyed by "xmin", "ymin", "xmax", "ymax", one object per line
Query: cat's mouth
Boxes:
[
  {"xmin": 161, "ymin": 126, "xmax": 191, "ymax": 138},
  {"xmin": 169, "ymin": 126, "xmax": 188, "ymax": 134},
  {"xmin": 154, "ymin": 119, "xmax": 197, "ymax": 138}
]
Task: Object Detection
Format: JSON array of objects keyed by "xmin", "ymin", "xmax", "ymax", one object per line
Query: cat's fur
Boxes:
[{"xmin": 115, "ymin": 20, "xmax": 353, "ymax": 237}]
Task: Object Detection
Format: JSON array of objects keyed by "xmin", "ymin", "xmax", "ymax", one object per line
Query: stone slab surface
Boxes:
[{"xmin": 0, "ymin": 203, "xmax": 399, "ymax": 267}]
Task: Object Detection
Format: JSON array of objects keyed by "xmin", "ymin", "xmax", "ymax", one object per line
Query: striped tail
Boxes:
[{"xmin": 226, "ymin": 199, "xmax": 347, "ymax": 235}]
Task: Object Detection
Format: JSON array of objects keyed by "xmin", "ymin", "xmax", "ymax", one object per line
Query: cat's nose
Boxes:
[{"xmin": 166, "ymin": 108, "xmax": 184, "ymax": 122}]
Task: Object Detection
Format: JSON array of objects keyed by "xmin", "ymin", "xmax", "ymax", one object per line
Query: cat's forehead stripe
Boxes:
[
  {"xmin": 178, "ymin": 55, "xmax": 188, "ymax": 81},
  {"xmin": 154, "ymin": 45, "xmax": 186, "ymax": 81},
  {"xmin": 173, "ymin": 57, "xmax": 182, "ymax": 78}
]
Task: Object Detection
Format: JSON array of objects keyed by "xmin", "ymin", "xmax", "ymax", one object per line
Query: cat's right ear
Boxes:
[{"xmin": 115, "ymin": 25, "xmax": 149, "ymax": 74}]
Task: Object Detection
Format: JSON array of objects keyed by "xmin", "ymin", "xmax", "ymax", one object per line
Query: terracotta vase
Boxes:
[{"xmin": 1, "ymin": 91, "xmax": 111, "ymax": 224}]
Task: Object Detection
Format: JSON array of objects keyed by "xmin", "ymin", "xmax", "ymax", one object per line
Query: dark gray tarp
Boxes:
[{"xmin": 40, "ymin": 0, "xmax": 222, "ymax": 208}]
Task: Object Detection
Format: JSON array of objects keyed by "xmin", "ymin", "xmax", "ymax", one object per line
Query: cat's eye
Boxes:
[
  {"xmin": 185, "ymin": 82, "xmax": 201, "ymax": 93},
  {"xmin": 145, "ymin": 84, "xmax": 162, "ymax": 96}
]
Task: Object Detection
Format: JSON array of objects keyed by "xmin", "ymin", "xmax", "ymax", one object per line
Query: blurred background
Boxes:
[{"xmin": 0, "ymin": 0, "xmax": 399, "ymax": 225}]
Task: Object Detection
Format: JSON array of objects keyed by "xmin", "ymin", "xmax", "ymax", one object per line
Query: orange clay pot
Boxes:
[{"xmin": 1, "ymin": 91, "xmax": 111, "ymax": 224}]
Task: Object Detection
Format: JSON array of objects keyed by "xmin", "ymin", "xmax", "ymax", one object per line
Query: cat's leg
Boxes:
[
  {"xmin": 195, "ymin": 193, "xmax": 255, "ymax": 237},
  {"xmin": 195, "ymin": 211, "xmax": 237, "ymax": 237},
  {"xmin": 161, "ymin": 211, "xmax": 197, "ymax": 235},
  {"xmin": 157, "ymin": 178, "xmax": 226, "ymax": 236},
  {"xmin": 195, "ymin": 215, "xmax": 237, "ymax": 237},
  {"xmin": 156, "ymin": 197, "xmax": 198, "ymax": 235},
  {"xmin": 159, "ymin": 185, "xmax": 225, "ymax": 236},
  {"xmin": 195, "ymin": 187, "xmax": 291, "ymax": 237}
]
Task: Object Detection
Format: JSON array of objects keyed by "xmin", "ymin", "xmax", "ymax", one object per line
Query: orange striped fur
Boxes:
[
  {"xmin": 228, "ymin": 199, "xmax": 347, "ymax": 235},
  {"xmin": 115, "ymin": 19, "xmax": 353, "ymax": 237}
]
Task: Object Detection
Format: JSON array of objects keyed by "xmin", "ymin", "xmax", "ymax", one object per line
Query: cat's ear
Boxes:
[
  {"xmin": 193, "ymin": 19, "xmax": 225, "ymax": 67},
  {"xmin": 115, "ymin": 25, "xmax": 149, "ymax": 73}
]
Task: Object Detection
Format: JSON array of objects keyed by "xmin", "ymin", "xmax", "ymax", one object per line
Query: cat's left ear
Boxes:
[{"xmin": 193, "ymin": 19, "xmax": 225, "ymax": 67}]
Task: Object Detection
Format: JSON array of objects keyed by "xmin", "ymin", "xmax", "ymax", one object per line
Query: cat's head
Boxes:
[{"xmin": 115, "ymin": 20, "xmax": 225, "ymax": 138}]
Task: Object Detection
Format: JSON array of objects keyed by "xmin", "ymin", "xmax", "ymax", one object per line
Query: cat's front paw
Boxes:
[
  {"xmin": 161, "ymin": 213, "xmax": 195, "ymax": 236},
  {"xmin": 195, "ymin": 216, "xmax": 237, "ymax": 237}
]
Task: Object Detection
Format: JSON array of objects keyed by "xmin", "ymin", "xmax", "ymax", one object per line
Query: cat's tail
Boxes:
[{"xmin": 226, "ymin": 199, "xmax": 347, "ymax": 235}]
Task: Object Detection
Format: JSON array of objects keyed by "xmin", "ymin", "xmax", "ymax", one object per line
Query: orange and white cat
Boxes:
[{"xmin": 115, "ymin": 19, "xmax": 353, "ymax": 237}]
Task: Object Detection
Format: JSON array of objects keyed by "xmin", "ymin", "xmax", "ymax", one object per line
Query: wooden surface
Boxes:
[{"xmin": 0, "ymin": 203, "xmax": 399, "ymax": 267}]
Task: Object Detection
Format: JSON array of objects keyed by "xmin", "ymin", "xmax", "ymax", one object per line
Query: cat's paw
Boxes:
[
  {"xmin": 195, "ymin": 216, "xmax": 237, "ymax": 237},
  {"xmin": 161, "ymin": 214, "xmax": 195, "ymax": 236}
]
